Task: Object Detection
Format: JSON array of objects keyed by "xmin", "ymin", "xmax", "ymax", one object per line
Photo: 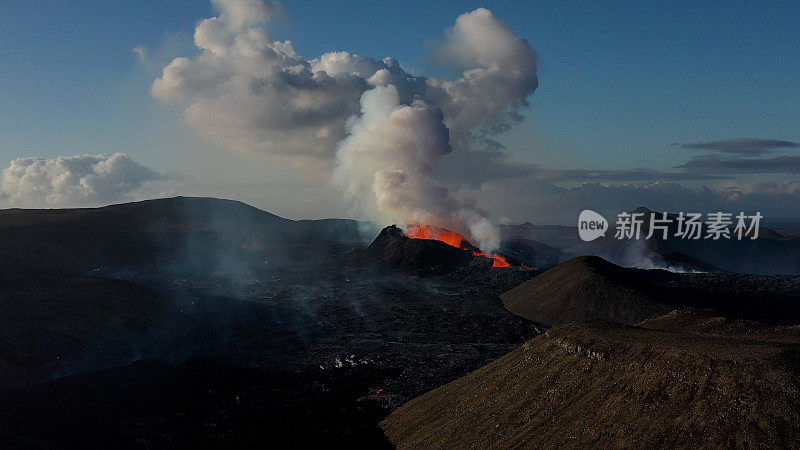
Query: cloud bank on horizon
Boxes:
[{"xmin": 0, "ymin": 154, "xmax": 166, "ymax": 208}]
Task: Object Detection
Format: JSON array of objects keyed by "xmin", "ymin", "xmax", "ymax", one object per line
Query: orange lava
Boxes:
[
  {"xmin": 405, "ymin": 224, "xmax": 511, "ymax": 268},
  {"xmin": 406, "ymin": 224, "xmax": 467, "ymax": 247}
]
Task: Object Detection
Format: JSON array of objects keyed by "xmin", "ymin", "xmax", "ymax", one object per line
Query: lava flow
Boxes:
[{"xmin": 405, "ymin": 224, "xmax": 511, "ymax": 267}]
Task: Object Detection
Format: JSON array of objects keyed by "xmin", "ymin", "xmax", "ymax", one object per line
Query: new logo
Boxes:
[{"xmin": 578, "ymin": 210, "xmax": 608, "ymax": 241}]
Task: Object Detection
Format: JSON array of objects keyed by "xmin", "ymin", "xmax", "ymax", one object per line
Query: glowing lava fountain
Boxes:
[{"xmin": 405, "ymin": 224, "xmax": 511, "ymax": 268}]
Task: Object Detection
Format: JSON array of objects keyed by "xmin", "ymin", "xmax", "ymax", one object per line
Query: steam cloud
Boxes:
[
  {"xmin": 0, "ymin": 153, "xmax": 163, "ymax": 207},
  {"xmin": 153, "ymin": 1, "xmax": 538, "ymax": 251}
]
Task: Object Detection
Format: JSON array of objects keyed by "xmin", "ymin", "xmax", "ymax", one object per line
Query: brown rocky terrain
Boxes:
[
  {"xmin": 4, "ymin": 198, "xmax": 800, "ymax": 447},
  {"xmin": 381, "ymin": 319, "xmax": 800, "ymax": 449},
  {"xmin": 639, "ymin": 308, "xmax": 800, "ymax": 344},
  {"xmin": 384, "ymin": 255, "xmax": 800, "ymax": 448}
]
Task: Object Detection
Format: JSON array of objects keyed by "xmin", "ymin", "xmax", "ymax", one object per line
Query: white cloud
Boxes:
[
  {"xmin": 152, "ymin": 2, "xmax": 538, "ymax": 157},
  {"xmin": 427, "ymin": 7, "xmax": 538, "ymax": 145},
  {"xmin": 151, "ymin": 0, "xmax": 397, "ymax": 157},
  {"xmin": 711, "ymin": 180, "xmax": 800, "ymax": 201},
  {"xmin": 0, "ymin": 153, "xmax": 165, "ymax": 207}
]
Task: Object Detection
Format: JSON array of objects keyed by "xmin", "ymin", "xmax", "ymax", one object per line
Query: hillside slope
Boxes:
[
  {"xmin": 381, "ymin": 321, "xmax": 800, "ymax": 449},
  {"xmin": 0, "ymin": 196, "xmax": 368, "ymax": 275},
  {"xmin": 0, "ymin": 270, "xmax": 169, "ymax": 383},
  {"xmin": 501, "ymin": 255, "xmax": 674, "ymax": 325},
  {"xmin": 502, "ymin": 256, "xmax": 800, "ymax": 326}
]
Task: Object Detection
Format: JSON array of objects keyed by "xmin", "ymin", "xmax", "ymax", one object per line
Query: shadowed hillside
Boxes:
[
  {"xmin": 0, "ymin": 196, "xmax": 369, "ymax": 276},
  {"xmin": 501, "ymin": 256, "xmax": 674, "ymax": 325},
  {"xmin": 0, "ymin": 270, "xmax": 169, "ymax": 383},
  {"xmin": 502, "ymin": 255, "xmax": 800, "ymax": 326}
]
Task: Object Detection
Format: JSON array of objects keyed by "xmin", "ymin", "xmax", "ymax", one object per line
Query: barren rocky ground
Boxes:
[
  {"xmin": 382, "ymin": 320, "xmax": 800, "ymax": 449},
  {"xmin": 3, "ymin": 198, "xmax": 800, "ymax": 448}
]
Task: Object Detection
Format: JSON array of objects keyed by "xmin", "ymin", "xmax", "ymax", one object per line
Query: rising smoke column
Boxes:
[
  {"xmin": 333, "ymin": 86, "xmax": 461, "ymax": 228},
  {"xmin": 332, "ymin": 85, "xmax": 505, "ymax": 251},
  {"xmin": 153, "ymin": 1, "xmax": 538, "ymax": 252},
  {"xmin": 332, "ymin": 8, "xmax": 538, "ymax": 251}
]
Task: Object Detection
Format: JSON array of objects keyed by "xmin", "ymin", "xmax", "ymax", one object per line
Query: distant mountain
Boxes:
[
  {"xmin": 381, "ymin": 319, "xmax": 800, "ymax": 448},
  {"xmin": 497, "ymin": 238, "xmax": 563, "ymax": 269},
  {"xmin": 573, "ymin": 209, "xmax": 800, "ymax": 275},
  {"xmin": 0, "ymin": 197, "xmax": 370, "ymax": 276},
  {"xmin": 499, "ymin": 222, "xmax": 580, "ymax": 251},
  {"xmin": 629, "ymin": 209, "xmax": 800, "ymax": 274},
  {"xmin": 501, "ymin": 210, "xmax": 800, "ymax": 275},
  {"xmin": 0, "ymin": 197, "xmax": 377, "ymax": 383},
  {"xmin": 501, "ymin": 256, "xmax": 800, "ymax": 326}
]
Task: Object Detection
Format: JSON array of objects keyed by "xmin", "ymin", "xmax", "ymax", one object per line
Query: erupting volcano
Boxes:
[{"xmin": 405, "ymin": 225, "xmax": 511, "ymax": 267}]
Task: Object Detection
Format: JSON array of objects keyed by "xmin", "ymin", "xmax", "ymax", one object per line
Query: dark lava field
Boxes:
[{"xmin": 2, "ymin": 197, "xmax": 800, "ymax": 448}]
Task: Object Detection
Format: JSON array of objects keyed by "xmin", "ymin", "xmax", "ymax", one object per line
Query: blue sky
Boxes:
[{"xmin": 1, "ymin": 1, "xmax": 798, "ymax": 220}]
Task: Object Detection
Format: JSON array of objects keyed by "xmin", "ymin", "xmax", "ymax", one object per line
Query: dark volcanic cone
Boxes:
[
  {"xmin": 501, "ymin": 255, "xmax": 673, "ymax": 325},
  {"xmin": 381, "ymin": 320, "xmax": 800, "ymax": 449},
  {"xmin": 364, "ymin": 225, "xmax": 479, "ymax": 275},
  {"xmin": 502, "ymin": 255, "xmax": 800, "ymax": 326}
]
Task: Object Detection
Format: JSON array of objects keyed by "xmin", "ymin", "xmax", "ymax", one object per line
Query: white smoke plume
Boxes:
[
  {"xmin": 0, "ymin": 153, "xmax": 164, "ymax": 207},
  {"xmin": 151, "ymin": 0, "xmax": 424, "ymax": 157},
  {"xmin": 153, "ymin": 1, "xmax": 538, "ymax": 252},
  {"xmin": 331, "ymin": 85, "xmax": 504, "ymax": 250},
  {"xmin": 427, "ymin": 8, "xmax": 539, "ymax": 144}
]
